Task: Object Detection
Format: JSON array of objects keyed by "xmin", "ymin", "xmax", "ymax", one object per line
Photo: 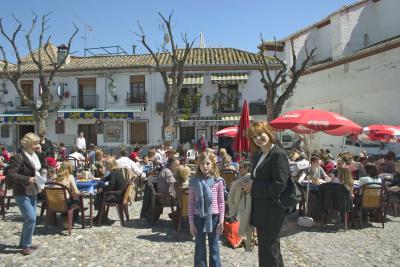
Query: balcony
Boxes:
[
  {"xmin": 71, "ymin": 95, "xmax": 98, "ymax": 109},
  {"xmin": 177, "ymin": 102, "xmax": 200, "ymax": 114},
  {"xmin": 15, "ymin": 97, "xmax": 35, "ymax": 109},
  {"xmin": 126, "ymin": 92, "xmax": 147, "ymax": 105},
  {"xmin": 215, "ymin": 96, "xmax": 241, "ymax": 113}
]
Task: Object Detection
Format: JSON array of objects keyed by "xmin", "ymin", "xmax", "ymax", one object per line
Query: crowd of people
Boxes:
[{"xmin": 1, "ymin": 125, "xmax": 399, "ymax": 267}]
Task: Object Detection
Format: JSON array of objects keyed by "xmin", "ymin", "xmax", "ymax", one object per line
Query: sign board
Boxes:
[
  {"xmin": 3, "ymin": 115, "xmax": 35, "ymax": 123},
  {"xmin": 179, "ymin": 120, "xmax": 238, "ymax": 127},
  {"xmin": 61, "ymin": 111, "xmax": 140, "ymax": 120}
]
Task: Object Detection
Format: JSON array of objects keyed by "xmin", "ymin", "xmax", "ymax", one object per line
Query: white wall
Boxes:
[{"xmin": 283, "ymin": 46, "xmax": 400, "ymax": 127}]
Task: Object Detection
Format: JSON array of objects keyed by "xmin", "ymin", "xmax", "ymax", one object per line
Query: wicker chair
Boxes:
[
  {"xmin": 98, "ymin": 178, "xmax": 135, "ymax": 226},
  {"xmin": 220, "ymin": 169, "xmax": 237, "ymax": 191},
  {"xmin": 44, "ymin": 182, "xmax": 85, "ymax": 235},
  {"xmin": 358, "ymin": 182, "xmax": 385, "ymax": 229}
]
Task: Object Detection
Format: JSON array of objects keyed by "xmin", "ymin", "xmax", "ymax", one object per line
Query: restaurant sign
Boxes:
[
  {"xmin": 179, "ymin": 120, "xmax": 238, "ymax": 127},
  {"xmin": 3, "ymin": 115, "xmax": 35, "ymax": 123},
  {"xmin": 62, "ymin": 111, "xmax": 140, "ymax": 120}
]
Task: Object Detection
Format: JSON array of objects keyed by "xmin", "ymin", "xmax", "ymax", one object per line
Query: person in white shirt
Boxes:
[
  {"xmin": 76, "ymin": 132, "xmax": 86, "ymax": 154},
  {"xmin": 116, "ymin": 150, "xmax": 145, "ymax": 178},
  {"xmin": 68, "ymin": 148, "xmax": 85, "ymax": 170}
]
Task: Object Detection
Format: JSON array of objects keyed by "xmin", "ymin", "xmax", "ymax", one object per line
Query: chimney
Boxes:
[
  {"xmin": 57, "ymin": 44, "xmax": 70, "ymax": 65},
  {"xmin": 132, "ymin": 45, "xmax": 137, "ymax": 54}
]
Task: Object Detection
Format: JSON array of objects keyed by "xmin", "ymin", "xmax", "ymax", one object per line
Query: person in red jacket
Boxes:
[{"xmin": 1, "ymin": 145, "xmax": 10, "ymax": 162}]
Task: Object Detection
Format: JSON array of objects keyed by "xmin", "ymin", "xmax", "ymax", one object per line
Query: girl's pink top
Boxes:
[{"xmin": 188, "ymin": 177, "xmax": 225, "ymax": 224}]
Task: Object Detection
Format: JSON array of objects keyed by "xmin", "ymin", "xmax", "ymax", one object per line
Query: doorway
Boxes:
[
  {"xmin": 180, "ymin": 127, "xmax": 195, "ymax": 144},
  {"xmin": 18, "ymin": 125, "xmax": 35, "ymax": 140},
  {"xmin": 78, "ymin": 124, "xmax": 97, "ymax": 146}
]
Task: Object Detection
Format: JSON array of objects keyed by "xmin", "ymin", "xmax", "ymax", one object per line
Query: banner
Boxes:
[
  {"xmin": 4, "ymin": 115, "xmax": 35, "ymax": 123},
  {"xmin": 62, "ymin": 111, "xmax": 140, "ymax": 120}
]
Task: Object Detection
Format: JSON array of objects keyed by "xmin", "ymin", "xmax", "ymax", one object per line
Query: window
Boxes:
[
  {"xmin": 19, "ymin": 80, "xmax": 34, "ymax": 107},
  {"xmin": 218, "ymin": 84, "xmax": 239, "ymax": 113},
  {"xmin": 177, "ymin": 87, "xmax": 199, "ymax": 113},
  {"xmin": 130, "ymin": 121, "xmax": 148, "ymax": 144},
  {"xmin": 129, "ymin": 75, "xmax": 146, "ymax": 104},
  {"xmin": 103, "ymin": 122, "xmax": 123, "ymax": 143},
  {"xmin": 249, "ymin": 101, "xmax": 267, "ymax": 115},
  {"xmin": 1, "ymin": 124, "xmax": 10, "ymax": 138}
]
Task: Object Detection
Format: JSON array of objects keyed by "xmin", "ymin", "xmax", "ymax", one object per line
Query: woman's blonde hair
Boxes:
[
  {"xmin": 246, "ymin": 121, "xmax": 276, "ymax": 153},
  {"xmin": 53, "ymin": 168, "xmax": 70, "ymax": 183},
  {"xmin": 196, "ymin": 151, "xmax": 220, "ymax": 177},
  {"xmin": 176, "ymin": 165, "xmax": 191, "ymax": 184},
  {"xmin": 20, "ymin": 133, "xmax": 40, "ymax": 150},
  {"xmin": 337, "ymin": 166, "xmax": 354, "ymax": 189},
  {"xmin": 60, "ymin": 161, "xmax": 73, "ymax": 175},
  {"xmin": 104, "ymin": 157, "xmax": 118, "ymax": 170},
  {"xmin": 222, "ymin": 155, "xmax": 232, "ymax": 166},
  {"xmin": 219, "ymin": 148, "xmax": 227, "ymax": 157}
]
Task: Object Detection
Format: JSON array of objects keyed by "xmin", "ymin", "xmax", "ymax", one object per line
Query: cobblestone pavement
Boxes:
[{"xmin": 1, "ymin": 199, "xmax": 399, "ymax": 267}]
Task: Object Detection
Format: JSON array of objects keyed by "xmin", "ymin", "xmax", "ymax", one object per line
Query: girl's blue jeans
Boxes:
[{"xmin": 194, "ymin": 214, "xmax": 221, "ymax": 267}]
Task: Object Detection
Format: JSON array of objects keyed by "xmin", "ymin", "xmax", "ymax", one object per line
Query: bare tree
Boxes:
[
  {"xmin": 258, "ymin": 37, "xmax": 317, "ymax": 121},
  {"xmin": 137, "ymin": 12, "xmax": 195, "ymax": 142},
  {"xmin": 0, "ymin": 13, "xmax": 78, "ymax": 133}
]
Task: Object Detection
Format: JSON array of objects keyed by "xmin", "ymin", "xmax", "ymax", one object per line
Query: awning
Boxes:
[
  {"xmin": 167, "ymin": 73, "xmax": 204, "ymax": 87},
  {"xmin": 176, "ymin": 115, "xmax": 253, "ymax": 127},
  {"xmin": 57, "ymin": 108, "xmax": 142, "ymax": 120},
  {"xmin": 211, "ymin": 72, "xmax": 248, "ymax": 84},
  {"xmin": 0, "ymin": 112, "xmax": 35, "ymax": 123}
]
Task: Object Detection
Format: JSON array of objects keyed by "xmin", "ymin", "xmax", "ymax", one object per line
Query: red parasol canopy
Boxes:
[
  {"xmin": 270, "ymin": 109, "xmax": 359, "ymax": 135},
  {"xmin": 233, "ymin": 100, "xmax": 251, "ymax": 152},
  {"xmin": 216, "ymin": 126, "xmax": 238, "ymax": 138},
  {"xmin": 363, "ymin": 124, "xmax": 400, "ymax": 142}
]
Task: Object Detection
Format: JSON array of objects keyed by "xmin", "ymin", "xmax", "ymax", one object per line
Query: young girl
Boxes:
[{"xmin": 188, "ymin": 151, "xmax": 225, "ymax": 267}]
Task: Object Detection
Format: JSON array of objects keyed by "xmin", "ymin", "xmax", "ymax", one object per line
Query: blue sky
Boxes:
[{"xmin": 1, "ymin": 0, "xmax": 356, "ymax": 61}]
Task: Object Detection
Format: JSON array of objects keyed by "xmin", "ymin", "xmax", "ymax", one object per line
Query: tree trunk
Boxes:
[{"xmin": 35, "ymin": 109, "xmax": 48, "ymax": 134}]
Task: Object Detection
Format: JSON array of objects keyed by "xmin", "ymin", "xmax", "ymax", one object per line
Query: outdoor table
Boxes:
[{"xmin": 76, "ymin": 180, "xmax": 103, "ymax": 227}]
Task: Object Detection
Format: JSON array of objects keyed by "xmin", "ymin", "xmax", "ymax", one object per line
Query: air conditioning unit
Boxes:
[{"xmin": 156, "ymin": 102, "xmax": 165, "ymax": 113}]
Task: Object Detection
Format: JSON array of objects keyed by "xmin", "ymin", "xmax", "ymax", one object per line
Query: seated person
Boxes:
[
  {"xmin": 116, "ymin": 149, "xmax": 145, "ymax": 178},
  {"xmin": 141, "ymin": 156, "xmax": 153, "ymax": 174},
  {"xmin": 321, "ymin": 154, "xmax": 335, "ymax": 176},
  {"xmin": 175, "ymin": 164, "xmax": 191, "ymax": 189},
  {"xmin": 94, "ymin": 157, "xmax": 127, "ymax": 224},
  {"xmin": 58, "ymin": 142, "xmax": 68, "ymax": 160},
  {"xmin": 156, "ymin": 158, "xmax": 180, "ymax": 201},
  {"xmin": 68, "ymin": 147, "xmax": 85, "ymax": 169},
  {"xmin": 359, "ymin": 163, "xmax": 382, "ymax": 188},
  {"xmin": 87, "ymin": 143, "xmax": 96, "ymax": 165},
  {"xmin": 92, "ymin": 161, "xmax": 106, "ymax": 178},
  {"xmin": 51, "ymin": 162, "xmax": 79, "ymax": 201},
  {"xmin": 335, "ymin": 166, "xmax": 354, "ymax": 193},
  {"xmin": 308, "ymin": 156, "xmax": 329, "ymax": 181},
  {"xmin": 220, "ymin": 155, "xmax": 237, "ymax": 172},
  {"xmin": 130, "ymin": 146, "xmax": 142, "ymax": 163}
]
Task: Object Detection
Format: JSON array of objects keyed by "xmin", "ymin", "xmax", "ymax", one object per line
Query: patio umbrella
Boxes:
[
  {"xmin": 363, "ymin": 124, "xmax": 400, "ymax": 142},
  {"xmin": 233, "ymin": 100, "xmax": 251, "ymax": 153},
  {"xmin": 216, "ymin": 126, "xmax": 238, "ymax": 138},
  {"xmin": 270, "ymin": 109, "xmax": 353, "ymax": 134},
  {"xmin": 270, "ymin": 109, "xmax": 360, "ymax": 226}
]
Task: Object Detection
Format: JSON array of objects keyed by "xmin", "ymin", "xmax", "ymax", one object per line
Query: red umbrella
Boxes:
[
  {"xmin": 270, "ymin": 109, "xmax": 358, "ymax": 134},
  {"xmin": 363, "ymin": 125, "xmax": 400, "ymax": 142},
  {"xmin": 216, "ymin": 126, "xmax": 237, "ymax": 138},
  {"xmin": 233, "ymin": 100, "xmax": 251, "ymax": 152}
]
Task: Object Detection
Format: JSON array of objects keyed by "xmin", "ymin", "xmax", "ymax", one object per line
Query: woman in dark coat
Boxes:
[
  {"xmin": 241, "ymin": 122, "xmax": 290, "ymax": 267},
  {"xmin": 7, "ymin": 133, "xmax": 42, "ymax": 255},
  {"xmin": 93, "ymin": 157, "xmax": 127, "ymax": 224}
]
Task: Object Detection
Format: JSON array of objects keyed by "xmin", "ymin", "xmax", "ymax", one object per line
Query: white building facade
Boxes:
[{"xmin": 0, "ymin": 48, "xmax": 276, "ymax": 151}]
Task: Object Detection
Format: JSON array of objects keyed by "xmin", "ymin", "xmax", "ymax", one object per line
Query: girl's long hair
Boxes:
[
  {"xmin": 196, "ymin": 151, "xmax": 220, "ymax": 178},
  {"xmin": 338, "ymin": 166, "xmax": 354, "ymax": 189}
]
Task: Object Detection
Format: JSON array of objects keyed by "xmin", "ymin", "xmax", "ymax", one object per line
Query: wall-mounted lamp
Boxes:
[
  {"xmin": 108, "ymin": 79, "xmax": 117, "ymax": 101},
  {"xmin": 206, "ymin": 95, "xmax": 211, "ymax": 106},
  {"xmin": 7, "ymin": 100, "xmax": 13, "ymax": 107}
]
